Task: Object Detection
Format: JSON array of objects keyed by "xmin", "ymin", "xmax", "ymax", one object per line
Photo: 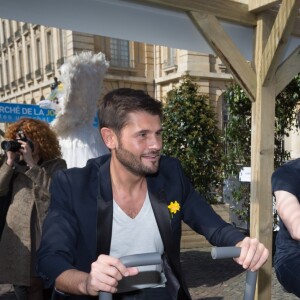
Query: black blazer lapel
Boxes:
[
  {"xmin": 148, "ymin": 189, "xmax": 174, "ymax": 253},
  {"xmin": 148, "ymin": 180, "xmax": 186, "ymax": 299},
  {"xmin": 96, "ymin": 157, "xmax": 113, "ymax": 256}
]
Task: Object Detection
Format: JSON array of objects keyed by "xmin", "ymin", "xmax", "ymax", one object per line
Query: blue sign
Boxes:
[
  {"xmin": 0, "ymin": 102, "xmax": 99, "ymax": 127},
  {"xmin": 0, "ymin": 102, "xmax": 56, "ymax": 123}
]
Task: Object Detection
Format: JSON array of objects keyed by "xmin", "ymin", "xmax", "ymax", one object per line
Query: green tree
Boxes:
[
  {"xmin": 162, "ymin": 74, "xmax": 224, "ymax": 203},
  {"xmin": 224, "ymin": 74, "xmax": 300, "ymax": 224}
]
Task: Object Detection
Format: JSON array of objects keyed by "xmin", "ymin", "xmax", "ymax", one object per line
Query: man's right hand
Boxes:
[
  {"xmin": 85, "ymin": 254, "xmax": 139, "ymax": 295},
  {"xmin": 55, "ymin": 255, "xmax": 139, "ymax": 296}
]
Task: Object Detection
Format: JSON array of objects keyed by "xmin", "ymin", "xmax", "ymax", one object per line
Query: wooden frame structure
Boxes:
[
  {"xmin": 0, "ymin": 0, "xmax": 300, "ymax": 299},
  {"xmin": 125, "ymin": 2, "xmax": 299, "ymax": 298}
]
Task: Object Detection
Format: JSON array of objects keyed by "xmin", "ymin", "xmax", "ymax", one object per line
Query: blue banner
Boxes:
[
  {"xmin": 0, "ymin": 102, "xmax": 56, "ymax": 123},
  {"xmin": 0, "ymin": 102, "xmax": 99, "ymax": 127}
]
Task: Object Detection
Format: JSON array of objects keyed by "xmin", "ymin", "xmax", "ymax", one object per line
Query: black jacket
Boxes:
[{"xmin": 37, "ymin": 154, "xmax": 244, "ymax": 299}]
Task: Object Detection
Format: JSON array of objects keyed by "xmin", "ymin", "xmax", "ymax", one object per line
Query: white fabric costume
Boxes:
[{"xmin": 50, "ymin": 52, "xmax": 109, "ymax": 168}]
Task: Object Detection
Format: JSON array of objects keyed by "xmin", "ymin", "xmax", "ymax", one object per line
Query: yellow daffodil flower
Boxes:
[{"xmin": 168, "ymin": 201, "xmax": 180, "ymax": 217}]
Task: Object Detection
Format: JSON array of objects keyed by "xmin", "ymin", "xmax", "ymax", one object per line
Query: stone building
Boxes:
[
  {"xmin": 1, "ymin": 18, "xmax": 299, "ymax": 158},
  {"xmin": 0, "ymin": 18, "xmax": 233, "ymax": 129}
]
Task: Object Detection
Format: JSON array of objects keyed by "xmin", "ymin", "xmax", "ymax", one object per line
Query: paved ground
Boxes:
[
  {"xmin": 180, "ymin": 248, "xmax": 298, "ymax": 300},
  {"xmin": 0, "ymin": 247, "xmax": 298, "ymax": 299}
]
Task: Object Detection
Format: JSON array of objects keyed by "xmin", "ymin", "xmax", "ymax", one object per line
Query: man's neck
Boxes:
[{"xmin": 110, "ymin": 159, "xmax": 147, "ymax": 218}]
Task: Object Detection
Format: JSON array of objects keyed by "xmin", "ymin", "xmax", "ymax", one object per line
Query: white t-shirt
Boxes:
[{"xmin": 110, "ymin": 192, "xmax": 166, "ymax": 292}]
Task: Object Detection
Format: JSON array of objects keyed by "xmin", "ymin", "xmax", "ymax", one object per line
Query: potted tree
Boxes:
[
  {"xmin": 163, "ymin": 74, "xmax": 224, "ymax": 204},
  {"xmin": 162, "ymin": 74, "xmax": 228, "ymax": 249}
]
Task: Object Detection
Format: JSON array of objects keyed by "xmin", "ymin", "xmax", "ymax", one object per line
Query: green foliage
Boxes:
[
  {"xmin": 162, "ymin": 74, "xmax": 224, "ymax": 203},
  {"xmin": 224, "ymin": 73, "xmax": 300, "ymax": 224},
  {"xmin": 230, "ymin": 183, "xmax": 251, "ymax": 222},
  {"xmin": 223, "ymin": 86, "xmax": 252, "ymax": 176}
]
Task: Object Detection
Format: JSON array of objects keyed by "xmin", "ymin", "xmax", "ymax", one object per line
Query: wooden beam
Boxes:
[
  {"xmin": 127, "ymin": 0, "xmax": 256, "ymax": 25},
  {"xmin": 260, "ymin": 0, "xmax": 300, "ymax": 86},
  {"xmin": 251, "ymin": 12, "xmax": 275, "ymax": 300},
  {"xmin": 275, "ymin": 45, "xmax": 300, "ymax": 94},
  {"xmin": 248, "ymin": 0, "xmax": 281, "ymax": 12},
  {"xmin": 267, "ymin": 9, "xmax": 300, "ymax": 37},
  {"xmin": 128, "ymin": 0, "xmax": 300, "ymax": 37},
  {"xmin": 189, "ymin": 11, "xmax": 257, "ymax": 101},
  {"xmin": 251, "ymin": 86, "xmax": 275, "ymax": 300}
]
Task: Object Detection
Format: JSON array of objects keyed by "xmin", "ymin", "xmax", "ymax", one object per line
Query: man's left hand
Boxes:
[{"xmin": 234, "ymin": 237, "xmax": 269, "ymax": 271}]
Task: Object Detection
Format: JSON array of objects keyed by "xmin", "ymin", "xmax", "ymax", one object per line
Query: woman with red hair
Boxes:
[{"xmin": 0, "ymin": 118, "xmax": 67, "ymax": 300}]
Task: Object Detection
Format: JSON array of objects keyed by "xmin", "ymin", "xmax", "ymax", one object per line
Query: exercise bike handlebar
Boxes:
[
  {"xmin": 99, "ymin": 252, "xmax": 161, "ymax": 300},
  {"xmin": 99, "ymin": 248, "xmax": 257, "ymax": 300},
  {"xmin": 211, "ymin": 246, "xmax": 257, "ymax": 300}
]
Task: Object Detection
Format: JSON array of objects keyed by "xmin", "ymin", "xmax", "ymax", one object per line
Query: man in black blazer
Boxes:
[{"xmin": 37, "ymin": 88, "xmax": 269, "ymax": 300}]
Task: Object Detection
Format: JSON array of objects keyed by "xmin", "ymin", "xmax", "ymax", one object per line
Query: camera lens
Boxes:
[{"xmin": 1, "ymin": 140, "xmax": 22, "ymax": 152}]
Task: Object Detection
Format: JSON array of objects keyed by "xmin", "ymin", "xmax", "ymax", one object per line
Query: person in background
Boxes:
[
  {"xmin": 0, "ymin": 118, "xmax": 67, "ymax": 300},
  {"xmin": 38, "ymin": 88, "xmax": 269, "ymax": 300},
  {"xmin": 50, "ymin": 77, "xmax": 61, "ymax": 91},
  {"xmin": 272, "ymin": 159, "xmax": 300, "ymax": 297}
]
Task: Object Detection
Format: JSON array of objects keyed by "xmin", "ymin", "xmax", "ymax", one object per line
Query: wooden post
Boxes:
[{"xmin": 250, "ymin": 12, "xmax": 275, "ymax": 300}]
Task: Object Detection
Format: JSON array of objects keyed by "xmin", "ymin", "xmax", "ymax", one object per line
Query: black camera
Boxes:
[{"xmin": 1, "ymin": 130, "xmax": 34, "ymax": 152}]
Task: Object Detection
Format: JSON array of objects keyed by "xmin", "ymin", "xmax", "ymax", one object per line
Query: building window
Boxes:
[
  {"xmin": 163, "ymin": 48, "xmax": 177, "ymax": 69},
  {"xmin": 22, "ymin": 23, "xmax": 29, "ymax": 35},
  {"xmin": 27, "ymin": 44, "xmax": 32, "ymax": 75},
  {"xmin": 18, "ymin": 49, "xmax": 24, "ymax": 78},
  {"xmin": 16, "ymin": 21, "xmax": 21, "ymax": 31},
  {"xmin": 36, "ymin": 38, "xmax": 42, "ymax": 70},
  {"xmin": 0, "ymin": 64, "xmax": 3, "ymax": 88},
  {"xmin": 19, "ymin": 49, "xmax": 23, "ymax": 77},
  {"xmin": 5, "ymin": 58, "xmax": 10, "ymax": 84},
  {"xmin": 2, "ymin": 20, "xmax": 6, "ymax": 42},
  {"xmin": 9, "ymin": 20, "xmax": 13, "ymax": 37},
  {"xmin": 56, "ymin": 30, "xmax": 65, "ymax": 68},
  {"xmin": 110, "ymin": 38, "xmax": 130, "ymax": 68},
  {"xmin": 46, "ymin": 30, "xmax": 54, "ymax": 65},
  {"xmin": 15, "ymin": 22, "xmax": 21, "ymax": 40},
  {"xmin": 58, "ymin": 29, "xmax": 64, "ymax": 58},
  {"xmin": 11, "ymin": 53, "xmax": 16, "ymax": 82}
]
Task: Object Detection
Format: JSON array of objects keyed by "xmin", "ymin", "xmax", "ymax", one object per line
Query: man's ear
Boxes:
[{"xmin": 100, "ymin": 127, "xmax": 116, "ymax": 149}]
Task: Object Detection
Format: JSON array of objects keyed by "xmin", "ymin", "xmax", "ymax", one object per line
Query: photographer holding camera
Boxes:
[{"xmin": 0, "ymin": 118, "xmax": 67, "ymax": 300}]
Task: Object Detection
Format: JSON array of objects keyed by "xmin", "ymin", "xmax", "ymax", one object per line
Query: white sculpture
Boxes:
[{"xmin": 50, "ymin": 51, "xmax": 110, "ymax": 168}]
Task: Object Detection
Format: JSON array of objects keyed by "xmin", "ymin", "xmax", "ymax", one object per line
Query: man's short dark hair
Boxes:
[{"xmin": 98, "ymin": 88, "xmax": 163, "ymax": 133}]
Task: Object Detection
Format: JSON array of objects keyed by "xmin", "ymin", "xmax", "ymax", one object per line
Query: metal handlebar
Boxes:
[
  {"xmin": 99, "ymin": 252, "xmax": 161, "ymax": 300},
  {"xmin": 211, "ymin": 247, "xmax": 257, "ymax": 300},
  {"xmin": 99, "ymin": 248, "xmax": 256, "ymax": 300}
]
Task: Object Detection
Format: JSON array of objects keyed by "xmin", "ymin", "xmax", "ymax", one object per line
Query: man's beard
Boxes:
[{"xmin": 115, "ymin": 145, "xmax": 160, "ymax": 176}]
